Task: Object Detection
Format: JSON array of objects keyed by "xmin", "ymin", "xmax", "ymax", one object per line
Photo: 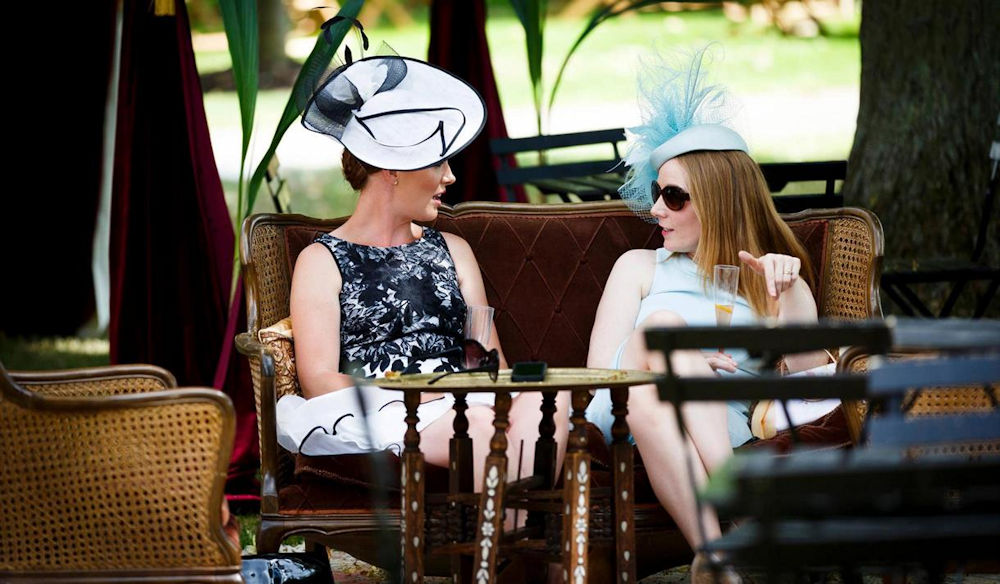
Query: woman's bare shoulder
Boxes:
[
  {"xmin": 294, "ymin": 241, "xmax": 335, "ymax": 269},
  {"xmin": 439, "ymin": 230, "xmax": 476, "ymax": 263},
  {"xmin": 292, "ymin": 242, "xmax": 342, "ymax": 290},
  {"xmin": 615, "ymin": 248, "xmax": 658, "ymax": 271},
  {"xmin": 439, "ymin": 230, "xmax": 469, "ymax": 248}
]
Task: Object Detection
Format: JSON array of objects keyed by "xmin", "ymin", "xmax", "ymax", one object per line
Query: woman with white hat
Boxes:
[
  {"xmin": 586, "ymin": 48, "xmax": 830, "ymax": 581},
  {"xmin": 277, "ymin": 54, "xmax": 568, "ymax": 491}
]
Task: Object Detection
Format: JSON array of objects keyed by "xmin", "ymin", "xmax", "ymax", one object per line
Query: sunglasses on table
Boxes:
[
  {"xmin": 427, "ymin": 339, "xmax": 500, "ymax": 385},
  {"xmin": 650, "ymin": 181, "xmax": 691, "ymax": 211}
]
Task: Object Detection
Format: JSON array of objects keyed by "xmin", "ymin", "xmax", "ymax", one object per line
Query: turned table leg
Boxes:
[
  {"xmin": 610, "ymin": 386, "xmax": 636, "ymax": 583},
  {"xmin": 401, "ymin": 388, "xmax": 425, "ymax": 584},
  {"xmin": 562, "ymin": 388, "xmax": 590, "ymax": 584},
  {"xmin": 450, "ymin": 392, "xmax": 474, "ymax": 583},
  {"xmin": 528, "ymin": 389, "xmax": 559, "ymax": 531},
  {"xmin": 474, "ymin": 390, "xmax": 511, "ymax": 584}
]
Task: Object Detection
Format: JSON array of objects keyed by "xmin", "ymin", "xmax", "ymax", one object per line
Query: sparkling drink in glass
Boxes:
[
  {"xmin": 713, "ymin": 264, "xmax": 739, "ymax": 349},
  {"xmin": 464, "ymin": 304, "xmax": 495, "ymax": 345}
]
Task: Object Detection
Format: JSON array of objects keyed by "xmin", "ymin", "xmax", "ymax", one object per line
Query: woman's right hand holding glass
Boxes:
[{"xmin": 705, "ymin": 351, "xmax": 738, "ymax": 373}]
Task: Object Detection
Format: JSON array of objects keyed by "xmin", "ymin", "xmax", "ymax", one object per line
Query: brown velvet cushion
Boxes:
[
  {"xmin": 280, "ymin": 452, "xmax": 451, "ymax": 512},
  {"xmin": 787, "ymin": 219, "xmax": 829, "ymax": 304},
  {"xmin": 436, "ymin": 212, "xmax": 663, "ymax": 366},
  {"xmin": 741, "ymin": 405, "xmax": 851, "ymax": 453}
]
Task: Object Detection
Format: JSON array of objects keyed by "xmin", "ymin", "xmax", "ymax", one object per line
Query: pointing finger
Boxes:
[{"xmin": 738, "ymin": 250, "xmax": 763, "ymax": 273}]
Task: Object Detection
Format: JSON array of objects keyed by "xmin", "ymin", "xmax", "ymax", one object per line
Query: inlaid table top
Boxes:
[{"xmin": 371, "ymin": 367, "xmax": 659, "ymax": 392}]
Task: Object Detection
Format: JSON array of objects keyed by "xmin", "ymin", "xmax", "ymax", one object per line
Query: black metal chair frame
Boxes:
[
  {"xmin": 641, "ymin": 320, "xmax": 892, "ymax": 580},
  {"xmin": 644, "ymin": 320, "xmax": 1000, "ymax": 582},
  {"xmin": 490, "ymin": 128, "xmax": 846, "ymax": 212}
]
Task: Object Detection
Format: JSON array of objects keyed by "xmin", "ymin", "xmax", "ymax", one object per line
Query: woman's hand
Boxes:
[
  {"xmin": 738, "ymin": 250, "xmax": 800, "ymax": 300},
  {"xmin": 705, "ymin": 351, "xmax": 738, "ymax": 373},
  {"xmin": 739, "ymin": 251, "xmax": 826, "ymax": 373}
]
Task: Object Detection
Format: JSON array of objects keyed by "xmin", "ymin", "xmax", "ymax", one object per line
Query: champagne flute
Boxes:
[
  {"xmin": 464, "ymin": 305, "xmax": 495, "ymax": 367},
  {"xmin": 713, "ymin": 264, "xmax": 740, "ymax": 352}
]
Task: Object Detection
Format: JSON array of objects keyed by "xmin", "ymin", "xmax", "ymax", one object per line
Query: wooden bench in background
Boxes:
[{"xmin": 491, "ymin": 128, "xmax": 847, "ymax": 213}]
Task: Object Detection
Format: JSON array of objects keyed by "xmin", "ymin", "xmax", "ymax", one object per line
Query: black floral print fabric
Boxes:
[{"xmin": 316, "ymin": 228, "xmax": 467, "ymax": 378}]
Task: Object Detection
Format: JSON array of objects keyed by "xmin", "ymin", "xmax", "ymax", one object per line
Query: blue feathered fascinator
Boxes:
[{"xmin": 619, "ymin": 45, "xmax": 747, "ymax": 222}]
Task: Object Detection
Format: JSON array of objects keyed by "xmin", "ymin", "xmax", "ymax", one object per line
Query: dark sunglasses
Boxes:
[
  {"xmin": 650, "ymin": 181, "xmax": 691, "ymax": 211},
  {"xmin": 427, "ymin": 339, "xmax": 500, "ymax": 385}
]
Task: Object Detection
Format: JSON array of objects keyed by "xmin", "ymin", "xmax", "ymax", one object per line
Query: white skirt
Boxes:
[{"xmin": 276, "ymin": 384, "xmax": 498, "ymax": 456}]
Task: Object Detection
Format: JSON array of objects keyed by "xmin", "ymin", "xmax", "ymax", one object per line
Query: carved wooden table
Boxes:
[{"xmin": 374, "ymin": 367, "xmax": 658, "ymax": 584}]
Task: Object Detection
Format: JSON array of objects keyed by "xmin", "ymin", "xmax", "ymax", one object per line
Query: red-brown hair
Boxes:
[
  {"xmin": 678, "ymin": 150, "xmax": 815, "ymax": 317},
  {"xmin": 341, "ymin": 149, "xmax": 381, "ymax": 190}
]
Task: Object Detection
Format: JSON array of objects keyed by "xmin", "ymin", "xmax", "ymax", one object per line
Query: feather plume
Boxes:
[{"xmin": 619, "ymin": 45, "xmax": 737, "ymax": 222}]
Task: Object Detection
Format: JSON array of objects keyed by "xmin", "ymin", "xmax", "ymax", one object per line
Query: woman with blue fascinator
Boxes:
[
  {"xmin": 586, "ymin": 47, "xmax": 830, "ymax": 581},
  {"xmin": 275, "ymin": 50, "xmax": 569, "ymax": 493}
]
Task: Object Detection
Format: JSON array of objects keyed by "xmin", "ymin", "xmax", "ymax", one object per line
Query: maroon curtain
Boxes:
[
  {"xmin": 428, "ymin": 0, "xmax": 526, "ymax": 203},
  {"xmin": 110, "ymin": 0, "xmax": 258, "ymax": 498}
]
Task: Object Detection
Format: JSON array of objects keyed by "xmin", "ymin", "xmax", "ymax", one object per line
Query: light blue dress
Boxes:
[{"xmin": 586, "ymin": 249, "xmax": 758, "ymax": 447}]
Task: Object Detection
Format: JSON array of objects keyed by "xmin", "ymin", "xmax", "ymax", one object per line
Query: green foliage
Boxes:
[
  {"xmin": 218, "ymin": 0, "xmax": 364, "ymax": 223},
  {"xmin": 217, "ymin": 0, "xmax": 363, "ymax": 306},
  {"xmin": 244, "ymin": 4, "xmax": 365, "ymax": 217},
  {"xmin": 509, "ymin": 0, "xmax": 549, "ymax": 132},
  {"xmin": 0, "ymin": 334, "xmax": 110, "ymax": 370},
  {"xmin": 549, "ymin": 1, "xmax": 710, "ymax": 113},
  {"xmin": 219, "ymin": 0, "xmax": 258, "ymax": 224},
  {"xmin": 512, "ymin": 1, "xmax": 721, "ymax": 134}
]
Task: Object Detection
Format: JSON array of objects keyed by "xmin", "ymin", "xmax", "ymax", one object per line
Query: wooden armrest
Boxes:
[
  {"xmin": 9, "ymin": 363, "xmax": 177, "ymax": 397},
  {"xmin": 235, "ymin": 331, "xmax": 283, "ymax": 513}
]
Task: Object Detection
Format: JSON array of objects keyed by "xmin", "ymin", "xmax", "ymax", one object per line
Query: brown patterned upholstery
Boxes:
[
  {"xmin": 236, "ymin": 201, "xmax": 884, "ymax": 572},
  {"xmin": 0, "ymin": 363, "xmax": 241, "ymax": 582}
]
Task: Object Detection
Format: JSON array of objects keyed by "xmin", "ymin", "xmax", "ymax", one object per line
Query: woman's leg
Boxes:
[
  {"xmin": 617, "ymin": 310, "xmax": 734, "ymax": 548},
  {"xmin": 421, "ymin": 405, "xmax": 496, "ymax": 488},
  {"xmin": 506, "ymin": 390, "xmax": 570, "ymax": 483},
  {"xmin": 419, "ymin": 393, "xmax": 570, "ymax": 489},
  {"xmin": 620, "ymin": 381, "xmax": 722, "ymax": 547}
]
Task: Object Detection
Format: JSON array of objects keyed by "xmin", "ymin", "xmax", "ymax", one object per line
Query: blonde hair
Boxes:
[{"xmin": 677, "ymin": 150, "xmax": 815, "ymax": 317}]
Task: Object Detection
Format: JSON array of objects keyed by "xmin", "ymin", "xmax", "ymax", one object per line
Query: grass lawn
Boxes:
[
  {"xmin": 0, "ymin": 334, "xmax": 110, "ymax": 370},
  {"xmin": 197, "ymin": 6, "xmax": 860, "ymax": 220}
]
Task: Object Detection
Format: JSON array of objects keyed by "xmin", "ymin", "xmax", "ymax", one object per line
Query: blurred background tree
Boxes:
[{"xmin": 844, "ymin": 0, "xmax": 998, "ymax": 316}]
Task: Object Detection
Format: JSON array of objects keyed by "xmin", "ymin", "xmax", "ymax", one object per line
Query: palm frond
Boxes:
[
  {"xmin": 509, "ymin": 0, "xmax": 549, "ymax": 134},
  {"xmin": 218, "ymin": 0, "xmax": 259, "ymax": 221},
  {"xmin": 245, "ymin": 0, "xmax": 365, "ymax": 215}
]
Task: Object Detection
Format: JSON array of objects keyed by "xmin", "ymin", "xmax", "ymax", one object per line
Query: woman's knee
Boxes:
[
  {"xmin": 626, "ymin": 390, "xmax": 675, "ymax": 430},
  {"xmin": 464, "ymin": 406, "xmax": 497, "ymax": 439},
  {"xmin": 620, "ymin": 311, "xmax": 688, "ymax": 371}
]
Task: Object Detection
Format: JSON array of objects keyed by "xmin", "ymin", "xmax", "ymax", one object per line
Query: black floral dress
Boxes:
[
  {"xmin": 275, "ymin": 227, "xmax": 500, "ymax": 456},
  {"xmin": 316, "ymin": 227, "xmax": 467, "ymax": 378}
]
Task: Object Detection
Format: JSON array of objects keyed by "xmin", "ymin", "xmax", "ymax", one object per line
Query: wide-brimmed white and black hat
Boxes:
[{"xmin": 302, "ymin": 55, "xmax": 487, "ymax": 171}]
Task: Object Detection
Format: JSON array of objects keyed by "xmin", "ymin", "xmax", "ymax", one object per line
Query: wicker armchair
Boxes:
[
  {"xmin": 0, "ymin": 362, "xmax": 242, "ymax": 583},
  {"xmin": 236, "ymin": 202, "xmax": 884, "ymax": 579}
]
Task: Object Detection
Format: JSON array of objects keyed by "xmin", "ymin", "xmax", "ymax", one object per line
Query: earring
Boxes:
[{"xmin": 393, "ymin": 178, "xmax": 399, "ymax": 186}]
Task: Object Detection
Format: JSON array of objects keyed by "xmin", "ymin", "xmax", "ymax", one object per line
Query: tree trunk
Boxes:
[
  {"xmin": 259, "ymin": 0, "xmax": 296, "ymax": 87},
  {"xmin": 844, "ymin": 0, "xmax": 999, "ymax": 314}
]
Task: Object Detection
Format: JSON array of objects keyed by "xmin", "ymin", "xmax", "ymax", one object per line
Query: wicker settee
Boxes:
[{"xmin": 235, "ymin": 201, "xmax": 884, "ymax": 579}]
